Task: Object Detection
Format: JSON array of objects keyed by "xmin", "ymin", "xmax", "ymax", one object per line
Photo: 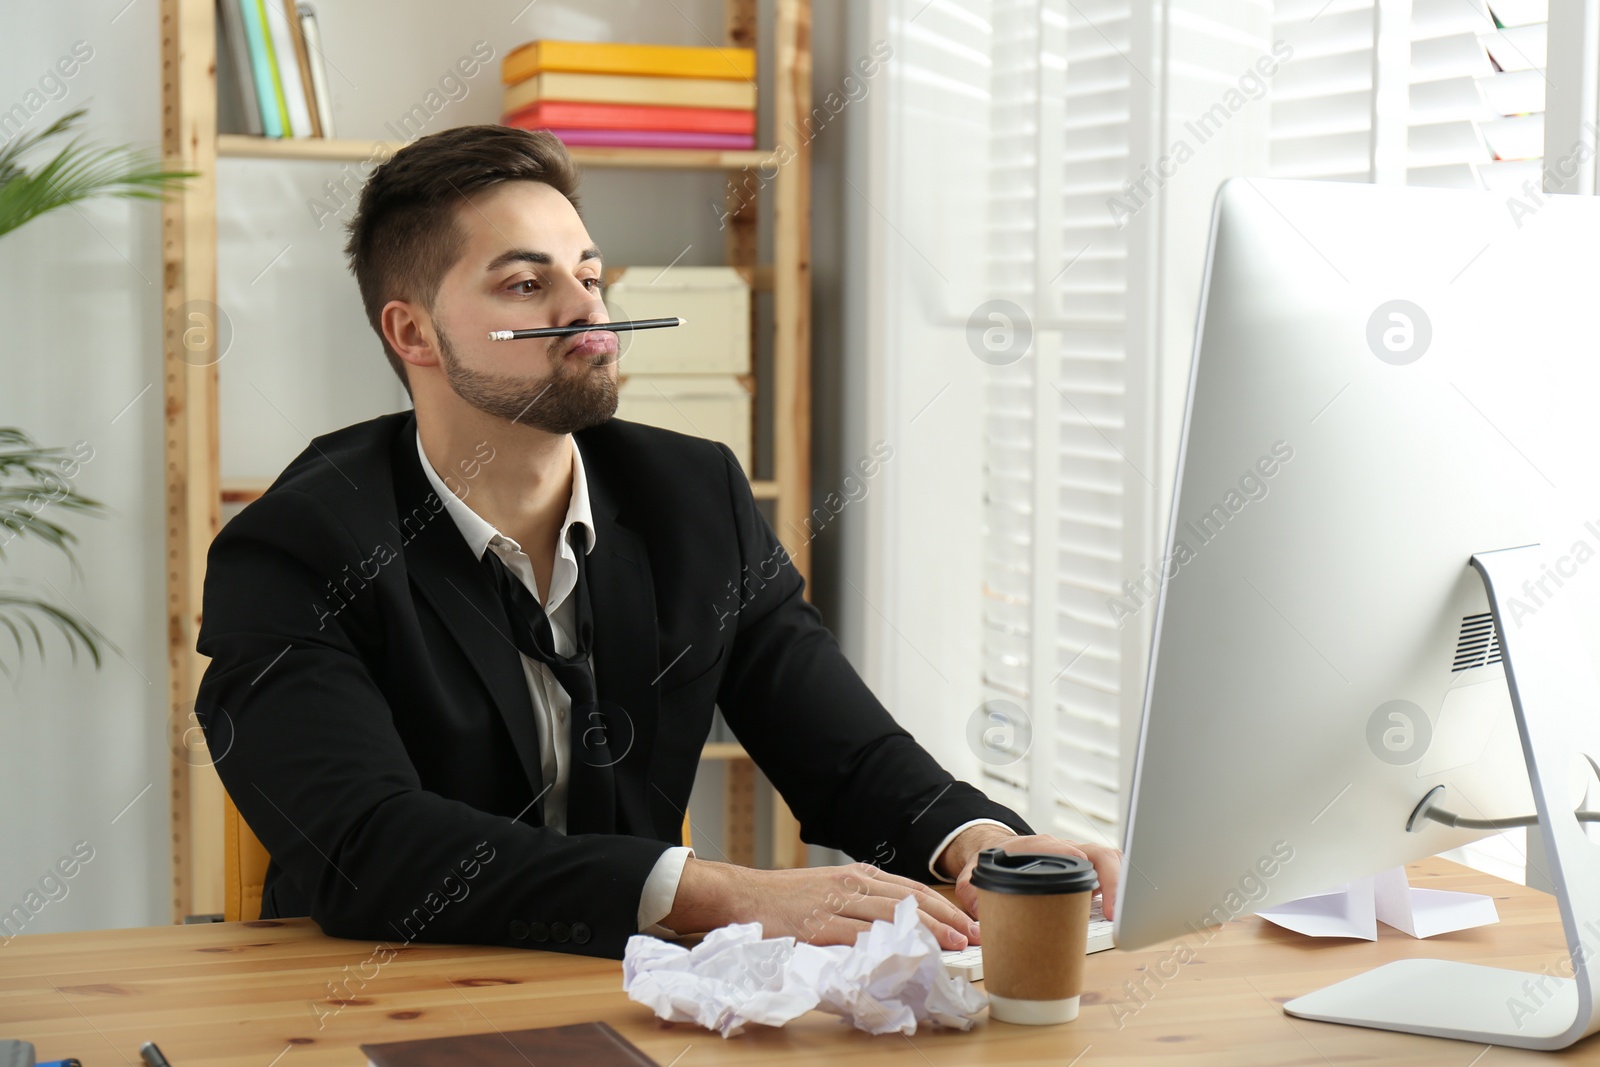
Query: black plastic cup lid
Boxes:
[{"xmin": 969, "ymin": 849, "xmax": 1098, "ymax": 895}]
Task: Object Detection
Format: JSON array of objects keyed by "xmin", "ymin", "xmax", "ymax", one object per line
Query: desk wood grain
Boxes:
[{"xmin": 1, "ymin": 858, "xmax": 1591, "ymax": 1066}]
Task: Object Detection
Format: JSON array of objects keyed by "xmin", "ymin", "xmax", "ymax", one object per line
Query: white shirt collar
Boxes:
[{"xmin": 415, "ymin": 424, "xmax": 596, "ymax": 563}]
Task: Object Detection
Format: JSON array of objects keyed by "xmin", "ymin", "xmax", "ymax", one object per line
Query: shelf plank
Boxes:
[
  {"xmin": 700, "ymin": 741, "xmax": 749, "ymax": 761},
  {"xmin": 217, "ymin": 133, "xmax": 772, "ymax": 170},
  {"xmin": 220, "ymin": 479, "xmax": 273, "ymax": 505},
  {"xmin": 224, "ymin": 477, "xmax": 779, "ymax": 507}
]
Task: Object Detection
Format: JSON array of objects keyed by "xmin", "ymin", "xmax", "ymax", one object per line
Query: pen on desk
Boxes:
[
  {"xmin": 487, "ymin": 316, "xmax": 685, "ymax": 341},
  {"xmin": 139, "ymin": 1042, "xmax": 172, "ymax": 1067}
]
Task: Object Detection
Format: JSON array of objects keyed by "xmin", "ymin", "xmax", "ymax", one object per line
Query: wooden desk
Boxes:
[{"xmin": 1, "ymin": 858, "xmax": 1592, "ymax": 1065}]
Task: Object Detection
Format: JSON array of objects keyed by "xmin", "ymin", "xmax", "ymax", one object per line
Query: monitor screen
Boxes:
[{"xmin": 1117, "ymin": 178, "xmax": 1600, "ymax": 955}]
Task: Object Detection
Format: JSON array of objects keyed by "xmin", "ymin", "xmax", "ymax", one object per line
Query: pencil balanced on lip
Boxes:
[{"xmin": 487, "ymin": 316, "xmax": 686, "ymax": 341}]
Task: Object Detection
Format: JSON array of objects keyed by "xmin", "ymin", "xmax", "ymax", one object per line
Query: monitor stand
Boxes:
[{"xmin": 1283, "ymin": 545, "xmax": 1600, "ymax": 1050}]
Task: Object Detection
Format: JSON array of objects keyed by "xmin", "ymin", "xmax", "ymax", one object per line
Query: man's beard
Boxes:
[{"xmin": 436, "ymin": 323, "xmax": 619, "ymax": 434}]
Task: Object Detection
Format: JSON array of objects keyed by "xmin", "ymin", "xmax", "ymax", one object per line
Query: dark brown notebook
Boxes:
[{"xmin": 361, "ymin": 1020, "xmax": 660, "ymax": 1066}]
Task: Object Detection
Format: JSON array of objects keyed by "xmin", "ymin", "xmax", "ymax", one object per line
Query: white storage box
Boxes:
[
  {"xmin": 604, "ymin": 266, "xmax": 751, "ymax": 375},
  {"xmin": 616, "ymin": 374, "xmax": 754, "ymax": 475}
]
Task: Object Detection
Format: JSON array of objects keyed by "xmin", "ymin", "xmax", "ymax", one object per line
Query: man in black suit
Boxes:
[{"xmin": 196, "ymin": 125, "xmax": 1120, "ymax": 960}]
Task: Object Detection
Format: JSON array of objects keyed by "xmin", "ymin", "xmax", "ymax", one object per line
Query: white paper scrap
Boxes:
[
  {"xmin": 1256, "ymin": 866, "xmax": 1499, "ymax": 940},
  {"xmin": 1372, "ymin": 865, "xmax": 1499, "ymax": 938},
  {"xmin": 622, "ymin": 894, "xmax": 988, "ymax": 1037},
  {"xmin": 1255, "ymin": 875, "xmax": 1378, "ymax": 940}
]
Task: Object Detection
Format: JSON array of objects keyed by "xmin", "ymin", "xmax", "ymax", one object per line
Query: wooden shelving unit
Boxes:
[
  {"xmin": 218, "ymin": 132, "xmax": 774, "ymax": 170},
  {"xmin": 220, "ymin": 477, "xmax": 782, "ymax": 504},
  {"xmin": 161, "ymin": 0, "xmax": 812, "ymax": 921}
]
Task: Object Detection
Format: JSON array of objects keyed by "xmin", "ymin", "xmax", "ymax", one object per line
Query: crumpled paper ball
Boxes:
[{"xmin": 622, "ymin": 893, "xmax": 988, "ymax": 1037}]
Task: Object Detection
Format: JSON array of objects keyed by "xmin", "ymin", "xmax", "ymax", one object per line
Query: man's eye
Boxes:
[
  {"xmin": 584, "ymin": 278, "xmax": 603, "ymax": 292},
  {"xmin": 512, "ymin": 279, "xmax": 538, "ymax": 295}
]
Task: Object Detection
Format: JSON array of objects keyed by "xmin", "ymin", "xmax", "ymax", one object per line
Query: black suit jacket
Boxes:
[{"xmin": 195, "ymin": 410, "xmax": 1031, "ymax": 958}]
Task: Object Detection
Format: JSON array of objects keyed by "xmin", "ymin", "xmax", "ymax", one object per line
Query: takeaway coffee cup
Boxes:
[{"xmin": 971, "ymin": 848, "xmax": 1098, "ymax": 1025}]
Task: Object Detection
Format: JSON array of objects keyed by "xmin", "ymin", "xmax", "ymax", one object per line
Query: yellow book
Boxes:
[
  {"xmin": 503, "ymin": 71, "xmax": 756, "ymax": 114},
  {"xmin": 502, "ymin": 40, "xmax": 755, "ymax": 85}
]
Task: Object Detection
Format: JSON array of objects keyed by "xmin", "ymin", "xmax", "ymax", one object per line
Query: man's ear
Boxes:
[{"xmin": 381, "ymin": 299, "xmax": 441, "ymax": 372}]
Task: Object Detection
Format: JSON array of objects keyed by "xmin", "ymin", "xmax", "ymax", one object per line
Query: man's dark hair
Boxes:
[{"xmin": 344, "ymin": 125, "xmax": 583, "ymax": 397}]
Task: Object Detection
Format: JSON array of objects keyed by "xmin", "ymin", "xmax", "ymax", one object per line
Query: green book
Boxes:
[{"xmin": 254, "ymin": 0, "xmax": 291, "ymax": 136}]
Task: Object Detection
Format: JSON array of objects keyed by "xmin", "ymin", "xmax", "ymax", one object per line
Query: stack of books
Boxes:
[
  {"xmin": 216, "ymin": 0, "xmax": 335, "ymax": 138},
  {"xmin": 499, "ymin": 41, "xmax": 756, "ymax": 151}
]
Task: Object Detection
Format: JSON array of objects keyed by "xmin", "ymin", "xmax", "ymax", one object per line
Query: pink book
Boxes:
[{"xmin": 533, "ymin": 126, "xmax": 756, "ymax": 149}]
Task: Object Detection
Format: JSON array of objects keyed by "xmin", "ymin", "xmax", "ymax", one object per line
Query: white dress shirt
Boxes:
[
  {"xmin": 416, "ymin": 428, "xmax": 690, "ymax": 935},
  {"xmin": 417, "ymin": 428, "xmax": 1016, "ymax": 935}
]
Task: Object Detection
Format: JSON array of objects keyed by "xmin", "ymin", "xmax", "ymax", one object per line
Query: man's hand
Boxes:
[
  {"xmin": 662, "ymin": 858, "xmax": 980, "ymax": 950},
  {"xmin": 937, "ymin": 824, "xmax": 1122, "ymax": 935}
]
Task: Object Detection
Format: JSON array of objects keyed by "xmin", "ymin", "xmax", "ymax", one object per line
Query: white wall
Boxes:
[
  {"xmin": 0, "ymin": 2, "xmax": 172, "ymax": 936},
  {"xmin": 841, "ymin": 0, "xmax": 992, "ymax": 791}
]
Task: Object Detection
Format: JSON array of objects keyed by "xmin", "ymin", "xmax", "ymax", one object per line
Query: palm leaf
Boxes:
[
  {"xmin": 0, "ymin": 429, "xmax": 111, "ymax": 670},
  {"xmin": 0, "ymin": 592, "xmax": 109, "ymax": 675},
  {"xmin": 0, "ymin": 429, "xmax": 104, "ymax": 569},
  {"xmin": 0, "ymin": 106, "xmax": 194, "ymax": 241},
  {"xmin": 0, "ymin": 108, "xmax": 84, "ymax": 182},
  {"xmin": 0, "ymin": 107, "xmax": 181, "ymax": 676}
]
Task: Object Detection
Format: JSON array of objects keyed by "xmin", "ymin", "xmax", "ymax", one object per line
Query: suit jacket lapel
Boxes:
[
  {"xmin": 390, "ymin": 415, "xmax": 547, "ymax": 823},
  {"xmin": 575, "ymin": 432, "xmax": 662, "ymax": 839}
]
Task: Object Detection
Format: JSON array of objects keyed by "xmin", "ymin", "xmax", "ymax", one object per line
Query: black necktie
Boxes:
[{"xmin": 480, "ymin": 528, "xmax": 617, "ymax": 834}]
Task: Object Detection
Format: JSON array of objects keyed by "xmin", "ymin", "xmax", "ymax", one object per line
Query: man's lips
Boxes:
[{"xmin": 560, "ymin": 327, "xmax": 619, "ymax": 361}]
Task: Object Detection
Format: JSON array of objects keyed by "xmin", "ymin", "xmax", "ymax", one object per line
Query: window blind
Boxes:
[
  {"xmin": 1269, "ymin": 0, "xmax": 1548, "ymax": 186},
  {"xmin": 969, "ymin": 0, "xmax": 1547, "ymax": 857},
  {"xmin": 979, "ymin": 0, "xmax": 1131, "ymax": 844},
  {"xmin": 1408, "ymin": 0, "xmax": 1548, "ymax": 190},
  {"xmin": 1269, "ymin": 0, "xmax": 1378, "ymax": 180}
]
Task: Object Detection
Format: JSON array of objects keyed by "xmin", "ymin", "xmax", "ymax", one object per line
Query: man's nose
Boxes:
[{"xmin": 555, "ymin": 277, "xmax": 607, "ymax": 327}]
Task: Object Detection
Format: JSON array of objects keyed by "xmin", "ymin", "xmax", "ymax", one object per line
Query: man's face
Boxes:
[{"xmin": 428, "ymin": 180, "xmax": 619, "ymax": 434}]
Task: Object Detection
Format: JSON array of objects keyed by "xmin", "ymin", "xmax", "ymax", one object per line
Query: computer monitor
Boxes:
[{"xmin": 1115, "ymin": 177, "xmax": 1600, "ymax": 1049}]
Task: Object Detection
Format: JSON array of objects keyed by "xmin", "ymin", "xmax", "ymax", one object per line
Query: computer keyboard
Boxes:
[{"xmin": 941, "ymin": 895, "xmax": 1113, "ymax": 981}]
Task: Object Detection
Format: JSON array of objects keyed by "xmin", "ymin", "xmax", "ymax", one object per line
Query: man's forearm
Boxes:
[
  {"xmin": 936, "ymin": 823, "xmax": 1019, "ymax": 880},
  {"xmin": 660, "ymin": 857, "xmax": 754, "ymax": 934}
]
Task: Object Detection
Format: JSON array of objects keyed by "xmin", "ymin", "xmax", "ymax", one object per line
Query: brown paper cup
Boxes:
[{"xmin": 971, "ymin": 851, "xmax": 1097, "ymax": 1025}]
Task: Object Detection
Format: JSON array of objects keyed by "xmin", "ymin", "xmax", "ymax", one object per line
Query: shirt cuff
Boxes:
[
  {"xmin": 927, "ymin": 818, "xmax": 1019, "ymax": 884},
  {"xmin": 637, "ymin": 845, "xmax": 695, "ymax": 936}
]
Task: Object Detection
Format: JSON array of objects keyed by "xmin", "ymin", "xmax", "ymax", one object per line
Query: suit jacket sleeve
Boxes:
[
  {"xmin": 710, "ymin": 444, "xmax": 1034, "ymax": 880},
  {"xmin": 196, "ymin": 488, "xmax": 670, "ymax": 959}
]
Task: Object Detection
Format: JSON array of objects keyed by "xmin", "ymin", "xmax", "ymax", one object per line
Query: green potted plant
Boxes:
[{"xmin": 0, "ymin": 106, "xmax": 192, "ymax": 677}]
